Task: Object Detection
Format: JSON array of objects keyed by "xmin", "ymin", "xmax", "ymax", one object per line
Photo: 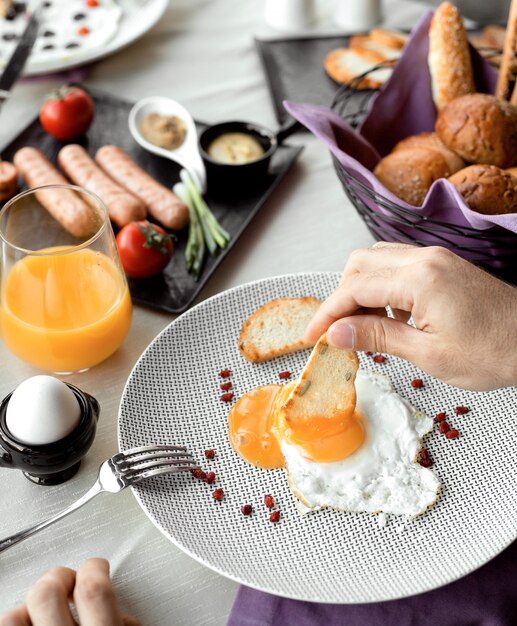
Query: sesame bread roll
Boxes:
[{"xmin": 428, "ymin": 2, "xmax": 475, "ymax": 110}]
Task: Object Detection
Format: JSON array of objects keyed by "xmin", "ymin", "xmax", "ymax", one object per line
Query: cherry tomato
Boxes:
[
  {"xmin": 39, "ymin": 85, "xmax": 95, "ymax": 141},
  {"xmin": 116, "ymin": 221, "xmax": 174, "ymax": 279}
]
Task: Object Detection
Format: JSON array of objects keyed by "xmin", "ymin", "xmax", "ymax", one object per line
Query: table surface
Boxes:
[{"xmin": 0, "ymin": 1, "xmax": 432, "ymax": 623}]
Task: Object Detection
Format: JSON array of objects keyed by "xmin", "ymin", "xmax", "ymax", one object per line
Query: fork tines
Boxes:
[{"xmin": 115, "ymin": 445, "xmax": 198, "ymax": 483}]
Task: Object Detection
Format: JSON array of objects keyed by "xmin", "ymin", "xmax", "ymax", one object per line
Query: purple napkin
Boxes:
[
  {"xmin": 228, "ymin": 541, "xmax": 516, "ymax": 626},
  {"xmin": 282, "ymin": 13, "xmax": 517, "ymax": 268}
]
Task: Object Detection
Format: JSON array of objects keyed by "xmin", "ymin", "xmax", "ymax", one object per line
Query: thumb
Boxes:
[{"xmin": 326, "ymin": 315, "xmax": 428, "ymax": 362}]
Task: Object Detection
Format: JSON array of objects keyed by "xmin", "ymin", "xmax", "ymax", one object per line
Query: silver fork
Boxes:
[{"xmin": 0, "ymin": 444, "xmax": 198, "ymax": 554}]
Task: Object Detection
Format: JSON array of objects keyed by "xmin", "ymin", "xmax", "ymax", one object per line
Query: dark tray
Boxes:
[
  {"xmin": 255, "ymin": 35, "xmax": 352, "ymax": 125},
  {"xmin": 0, "ymin": 87, "xmax": 303, "ymax": 314}
]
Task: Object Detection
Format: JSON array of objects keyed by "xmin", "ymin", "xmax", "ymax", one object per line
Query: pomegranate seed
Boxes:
[
  {"xmin": 205, "ymin": 472, "xmax": 216, "ymax": 484},
  {"xmin": 278, "ymin": 371, "xmax": 291, "ymax": 380},
  {"xmin": 241, "ymin": 504, "xmax": 253, "ymax": 516},
  {"xmin": 191, "ymin": 469, "xmax": 207, "ymax": 481},
  {"xmin": 219, "ymin": 369, "xmax": 231, "ymax": 378},
  {"xmin": 78, "ymin": 26, "xmax": 90, "ymax": 36},
  {"xmin": 446, "ymin": 429, "xmax": 460, "ymax": 439},
  {"xmin": 439, "ymin": 421, "xmax": 450, "ymax": 434},
  {"xmin": 220, "ymin": 392, "xmax": 234, "ymax": 402},
  {"xmin": 455, "ymin": 405, "xmax": 469, "ymax": 415},
  {"xmin": 264, "ymin": 494, "xmax": 275, "ymax": 509},
  {"xmin": 434, "ymin": 412, "xmax": 447, "ymax": 422},
  {"xmin": 220, "ymin": 381, "xmax": 232, "ymax": 391},
  {"xmin": 373, "ymin": 354, "xmax": 386, "ymax": 363},
  {"xmin": 411, "ymin": 378, "xmax": 424, "ymax": 389},
  {"xmin": 269, "ymin": 511, "xmax": 281, "ymax": 523},
  {"xmin": 365, "ymin": 351, "xmax": 373, "ymax": 356},
  {"xmin": 212, "ymin": 488, "xmax": 224, "ymax": 501},
  {"xmin": 418, "ymin": 449, "xmax": 433, "ymax": 467},
  {"xmin": 205, "ymin": 449, "xmax": 215, "ymax": 460}
]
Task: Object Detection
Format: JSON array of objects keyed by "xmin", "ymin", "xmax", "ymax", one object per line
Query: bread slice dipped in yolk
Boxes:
[{"xmin": 228, "ymin": 335, "xmax": 365, "ymax": 468}]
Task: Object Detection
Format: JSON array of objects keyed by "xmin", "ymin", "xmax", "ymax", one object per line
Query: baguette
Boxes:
[
  {"xmin": 238, "ymin": 297, "xmax": 321, "ymax": 363},
  {"xmin": 428, "ymin": 2, "xmax": 475, "ymax": 110},
  {"xmin": 495, "ymin": 0, "xmax": 517, "ymax": 101}
]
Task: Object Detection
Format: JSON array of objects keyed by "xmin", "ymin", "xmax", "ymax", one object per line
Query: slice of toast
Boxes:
[
  {"xmin": 369, "ymin": 28, "xmax": 408, "ymax": 50},
  {"xmin": 324, "ymin": 47, "xmax": 393, "ymax": 88},
  {"xmin": 349, "ymin": 35, "xmax": 403, "ymax": 64},
  {"xmin": 238, "ymin": 297, "xmax": 321, "ymax": 363},
  {"xmin": 278, "ymin": 334, "xmax": 359, "ymax": 425}
]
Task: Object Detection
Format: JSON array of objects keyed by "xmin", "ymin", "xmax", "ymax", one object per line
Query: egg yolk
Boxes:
[
  {"xmin": 228, "ymin": 382, "xmax": 365, "ymax": 468},
  {"xmin": 228, "ymin": 384, "xmax": 290, "ymax": 469}
]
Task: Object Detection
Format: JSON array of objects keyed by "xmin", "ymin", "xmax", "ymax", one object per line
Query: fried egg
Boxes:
[{"xmin": 228, "ymin": 370, "xmax": 440, "ymax": 518}]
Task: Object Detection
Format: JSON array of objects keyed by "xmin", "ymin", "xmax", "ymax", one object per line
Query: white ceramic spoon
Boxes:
[{"xmin": 128, "ymin": 96, "xmax": 206, "ymax": 192}]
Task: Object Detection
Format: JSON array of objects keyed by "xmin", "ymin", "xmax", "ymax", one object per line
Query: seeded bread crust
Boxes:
[
  {"xmin": 238, "ymin": 297, "xmax": 321, "ymax": 363},
  {"xmin": 435, "ymin": 94, "xmax": 517, "ymax": 168},
  {"xmin": 428, "ymin": 2, "xmax": 475, "ymax": 110},
  {"xmin": 448, "ymin": 164, "xmax": 517, "ymax": 214},
  {"xmin": 278, "ymin": 334, "xmax": 359, "ymax": 425}
]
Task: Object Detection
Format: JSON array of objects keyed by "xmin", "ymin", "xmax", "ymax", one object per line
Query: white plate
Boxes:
[
  {"xmin": 23, "ymin": 0, "xmax": 168, "ymax": 76},
  {"xmin": 118, "ymin": 272, "xmax": 517, "ymax": 603}
]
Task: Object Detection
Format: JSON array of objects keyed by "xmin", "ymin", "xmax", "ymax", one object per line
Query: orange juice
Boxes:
[{"xmin": 0, "ymin": 247, "xmax": 132, "ymax": 372}]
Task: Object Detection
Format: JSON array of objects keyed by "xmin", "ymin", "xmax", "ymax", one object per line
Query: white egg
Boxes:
[
  {"xmin": 281, "ymin": 370, "xmax": 440, "ymax": 518},
  {"xmin": 6, "ymin": 376, "xmax": 81, "ymax": 446}
]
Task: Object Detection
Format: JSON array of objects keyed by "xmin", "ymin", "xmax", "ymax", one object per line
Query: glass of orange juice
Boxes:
[{"xmin": 0, "ymin": 184, "xmax": 132, "ymax": 373}]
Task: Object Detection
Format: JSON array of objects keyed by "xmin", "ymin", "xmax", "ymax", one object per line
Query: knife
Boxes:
[{"xmin": 0, "ymin": 4, "xmax": 42, "ymax": 105}]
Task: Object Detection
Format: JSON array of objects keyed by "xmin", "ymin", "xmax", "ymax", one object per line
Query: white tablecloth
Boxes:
[{"xmin": 0, "ymin": 1, "xmax": 431, "ymax": 623}]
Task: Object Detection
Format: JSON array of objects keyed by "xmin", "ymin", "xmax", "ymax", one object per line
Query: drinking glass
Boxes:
[{"xmin": 0, "ymin": 184, "xmax": 132, "ymax": 373}]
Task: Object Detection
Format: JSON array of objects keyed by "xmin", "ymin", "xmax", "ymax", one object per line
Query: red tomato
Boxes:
[
  {"xmin": 116, "ymin": 221, "xmax": 174, "ymax": 279},
  {"xmin": 39, "ymin": 85, "xmax": 94, "ymax": 141}
]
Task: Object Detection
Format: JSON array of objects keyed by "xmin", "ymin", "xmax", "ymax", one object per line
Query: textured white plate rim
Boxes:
[
  {"xmin": 118, "ymin": 272, "xmax": 517, "ymax": 604},
  {"xmin": 24, "ymin": 0, "xmax": 169, "ymax": 76}
]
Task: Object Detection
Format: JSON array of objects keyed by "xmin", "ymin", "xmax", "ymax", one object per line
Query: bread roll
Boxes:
[
  {"xmin": 448, "ymin": 164, "xmax": 517, "ymax": 214},
  {"xmin": 428, "ymin": 2, "xmax": 475, "ymax": 110},
  {"xmin": 393, "ymin": 132, "xmax": 465, "ymax": 171},
  {"xmin": 374, "ymin": 145, "xmax": 464, "ymax": 206},
  {"xmin": 436, "ymin": 94, "xmax": 517, "ymax": 168}
]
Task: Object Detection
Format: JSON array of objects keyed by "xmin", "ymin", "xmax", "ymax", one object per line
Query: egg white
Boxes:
[{"xmin": 281, "ymin": 370, "xmax": 440, "ymax": 518}]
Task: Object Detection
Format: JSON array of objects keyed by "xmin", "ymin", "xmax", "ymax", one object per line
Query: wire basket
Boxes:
[{"xmin": 329, "ymin": 57, "xmax": 517, "ymax": 280}]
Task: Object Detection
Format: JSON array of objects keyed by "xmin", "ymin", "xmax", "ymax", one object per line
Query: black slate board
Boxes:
[
  {"xmin": 255, "ymin": 35, "xmax": 352, "ymax": 125},
  {"xmin": 0, "ymin": 87, "xmax": 303, "ymax": 314}
]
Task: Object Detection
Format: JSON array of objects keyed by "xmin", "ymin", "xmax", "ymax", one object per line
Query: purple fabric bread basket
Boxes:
[{"xmin": 285, "ymin": 12, "xmax": 517, "ymax": 278}]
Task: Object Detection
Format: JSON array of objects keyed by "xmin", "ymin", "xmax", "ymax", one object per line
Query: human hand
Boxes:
[
  {"xmin": 0, "ymin": 558, "xmax": 140, "ymax": 626},
  {"xmin": 305, "ymin": 243, "xmax": 517, "ymax": 391}
]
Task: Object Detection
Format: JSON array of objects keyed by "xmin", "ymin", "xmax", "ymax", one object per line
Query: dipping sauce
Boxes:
[
  {"xmin": 140, "ymin": 112, "xmax": 187, "ymax": 150},
  {"xmin": 207, "ymin": 132, "xmax": 265, "ymax": 165}
]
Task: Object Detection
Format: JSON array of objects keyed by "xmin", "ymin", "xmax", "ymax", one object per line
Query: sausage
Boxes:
[
  {"xmin": 58, "ymin": 144, "xmax": 147, "ymax": 228},
  {"xmin": 95, "ymin": 145, "xmax": 190, "ymax": 230},
  {"xmin": 0, "ymin": 160, "xmax": 18, "ymax": 201},
  {"xmin": 13, "ymin": 147, "xmax": 97, "ymax": 239}
]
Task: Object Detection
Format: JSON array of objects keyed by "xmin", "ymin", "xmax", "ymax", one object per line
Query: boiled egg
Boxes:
[{"xmin": 6, "ymin": 376, "xmax": 81, "ymax": 446}]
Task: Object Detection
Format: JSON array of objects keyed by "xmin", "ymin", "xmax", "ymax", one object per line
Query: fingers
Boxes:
[
  {"xmin": 73, "ymin": 559, "xmax": 124, "ymax": 626},
  {"xmin": 326, "ymin": 315, "xmax": 430, "ymax": 363},
  {"xmin": 0, "ymin": 604, "xmax": 31, "ymax": 626},
  {"xmin": 305, "ymin": 267, "xmax": 415, "ymax": 343},
  {"xmin": 25, "ymin": 567, "xmax": 77, "ymax": 626}
]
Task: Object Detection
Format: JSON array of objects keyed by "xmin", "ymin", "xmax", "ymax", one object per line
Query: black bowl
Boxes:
[
  {"xmin": 199, "ymin": 121, "xmax": 277, "ymax": 195},
  {"xmin": 0, "ymin": 384, "xmax": 100, "ymax": 485}
]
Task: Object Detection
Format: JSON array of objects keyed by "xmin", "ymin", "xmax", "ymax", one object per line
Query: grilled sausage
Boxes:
[
  {"xmin": 0, "ymin": 160, "xmax": 18, "ymax": 201},
  {"xmin": 95, "ymin": 145, "xmax": 189, "ymax": 230},
  {"xmin": 58, "ymin": 144, "xmax": 147, "ymax": 227},
  {"xmin": 13, "ymin": 147, "xmax": 97, "ymax": 239}
]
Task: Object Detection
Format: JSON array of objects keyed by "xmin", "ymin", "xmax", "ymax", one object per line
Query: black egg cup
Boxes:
[{"xmin": 0, "ymin": 384, "xmax": 99, "ymax": 486}]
